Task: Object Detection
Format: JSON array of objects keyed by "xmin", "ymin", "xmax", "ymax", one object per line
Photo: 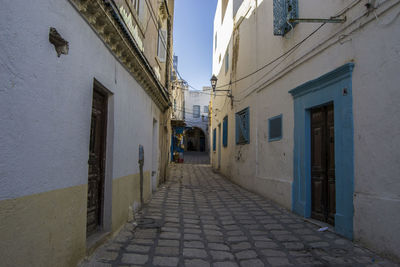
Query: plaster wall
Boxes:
[
  {"xmin": 0, "ymin": 0, "xmax": 165, "ymax": 265},
  {"xmin": 213, "ymin": 0, "xmax": 234, "ymax": 75},
  {"xmin": 211, "ymin": 0, "xmax": 400, "ymax": 260}
]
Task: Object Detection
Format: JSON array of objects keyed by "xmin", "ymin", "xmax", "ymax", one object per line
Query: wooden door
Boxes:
[
  {"xmin": 311, "ymin": 103, "xmax": 335, "ymax": 225},
  {"xmin": 87, "ymin": 89, "xmax": 107, "ymax": 237}
]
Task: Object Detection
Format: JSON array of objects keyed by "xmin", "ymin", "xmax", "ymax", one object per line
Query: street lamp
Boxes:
[{"xmin": 210, "ymin": 75, "xmax": 218, "ymax": 92}]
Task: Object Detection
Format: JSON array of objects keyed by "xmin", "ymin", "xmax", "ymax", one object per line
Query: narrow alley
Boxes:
[
  {"xmin": 2, "ymin": 0, "xmax": 400, "ymax": 266},
  {"xmin": 82, "ymin": 164, "xmax": 395, "ymax": 267}
]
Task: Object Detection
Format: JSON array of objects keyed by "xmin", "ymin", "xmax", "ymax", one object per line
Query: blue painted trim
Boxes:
[
  {"xmin": 290, "ymin": 63, "xmax": 355, "ymax": 239},
  {"xmin": 223, "ymin": 116, "xmax": 228, "ymax": 147},
  {"xmin": 170, "ymin": 134, "xmax": 174, "ymax": 162},
  {"xmin": 289, "ymin": 63, "xmax": 355, "ymax": 98},
  {"xmin": 268, "ymin": 114, "xmax": 283, "ymax": 142},
  {"xmin": 213, "ymin": 128, "xmax": 216, "ymax": 151}
]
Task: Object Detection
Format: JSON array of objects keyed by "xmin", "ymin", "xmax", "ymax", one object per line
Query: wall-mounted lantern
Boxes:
[{"xmin": 210, "ymin": 75, "xmax": 218, "ymax": 92}]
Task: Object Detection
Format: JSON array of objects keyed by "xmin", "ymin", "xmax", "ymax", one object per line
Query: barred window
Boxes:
[
  {"xmin": 235, "ymin": 107, "xmax": 250, "ymax": 144},
  {"xmin": 273, "ymin": 0, "xmax": 298, "ymax": 36},
  {"xmin": 269, "ymin": 114, "xmax": 283, "ymax": 141}
]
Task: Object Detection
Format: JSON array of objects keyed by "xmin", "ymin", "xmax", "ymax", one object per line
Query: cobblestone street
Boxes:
[
  {"xmin": 83, "ymin": 164, "xmax": 397, "ymax": 267},
  {"xmin": 183, "ymin": 152, "xmax": 210, "ymax": 165}
]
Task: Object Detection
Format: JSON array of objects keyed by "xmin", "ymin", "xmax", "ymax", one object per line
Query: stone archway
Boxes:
[{"xmin": 184, "ymin": 127, "xmax": 206, "ymax": 152}]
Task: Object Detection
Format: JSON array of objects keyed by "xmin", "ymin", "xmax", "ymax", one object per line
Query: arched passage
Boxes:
[{"xmin": 184, "ymin": 127, "xmax": 207, "ymax": 152}]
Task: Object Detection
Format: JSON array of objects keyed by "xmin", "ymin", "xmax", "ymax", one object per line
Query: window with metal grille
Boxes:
[
  {"xmin": 193, "ymin": 105, "xmax": 200, "ymax": 118},
  {"xmin": 236, "ymin": 107, "xmax": 250, "ymax": 144},
  {"xmin": 213, "ymin": 128, "xmax": 216, "ymax": 151},
  {"xmin": 223, "ymin": 116, "xmax": 228, "ymax": 147},
  {"xmin": 273, "ymin": 0, "xmax": 298, "ymax": 36},
  {"xmin": 204, "ymin": 106, "xmax": 209, "ymax": 113},
  {"xmin": 269, "ymin": 114, "xmax": 282, "ymax": 141}
]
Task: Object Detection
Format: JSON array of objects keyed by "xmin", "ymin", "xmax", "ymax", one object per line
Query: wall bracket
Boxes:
[{"xmin": 289, "ymin": 17, "xmax": 346, "ymax": 24}]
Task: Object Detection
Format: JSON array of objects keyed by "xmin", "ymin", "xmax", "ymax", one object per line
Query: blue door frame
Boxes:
[{"xmin": 289, "ymin": 63, "xmax": 355, "ymax": 239}]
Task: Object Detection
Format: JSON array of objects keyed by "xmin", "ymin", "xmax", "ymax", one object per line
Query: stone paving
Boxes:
[
  {"xmin": 183, "ymin": 152, "xmax": 210, "ymax": 165},
  {"xmin": 82, "ymin": 164, "xmax": 398, "ymax": 267}
]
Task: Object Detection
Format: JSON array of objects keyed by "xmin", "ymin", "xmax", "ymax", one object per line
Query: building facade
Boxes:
[
  {"xmin": 211, "ymin": 0, "xmax": 400, "ymax": 261},
  {"xmin": 0, "ymin": 0, "xmax": 174, "ymax": 266},
  {"xmin": 184, "ymin": 88, "xmax": 211, "ymax": 152},
  {"xmin": 170, "ymin": 75, "xmax": 187, "ymax": 162}
]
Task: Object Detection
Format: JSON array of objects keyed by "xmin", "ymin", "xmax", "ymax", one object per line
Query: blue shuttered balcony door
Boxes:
[{"xmin": 273, "ymin": 0, "xmax": 298, "ymax": 36}]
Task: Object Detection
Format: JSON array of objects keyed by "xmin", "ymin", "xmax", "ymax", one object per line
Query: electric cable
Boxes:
[
  {"xmin": 234, "ymin": 23, "xmax": 326, "ymax": 102},
  {"xmin": 214, "ymin": 0, "xmax": 363, "ymax": 90}
]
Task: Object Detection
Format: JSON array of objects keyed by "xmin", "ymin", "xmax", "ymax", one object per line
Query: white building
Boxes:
[
  {"xmin": 184, "ymin": 88, "xmax": 211, "ymax": 152},
  {"xmin": 0, "ymin": 0, "xmax": 174, "ymax": 266},
  {"xmin": 211, "ymin": 0, "xmax": 400, "ymax": 261}
]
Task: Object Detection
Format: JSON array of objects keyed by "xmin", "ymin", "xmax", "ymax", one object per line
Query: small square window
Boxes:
[{"xmin": 269, "ymin": 114, "xmax": 282, "ymax": 142}]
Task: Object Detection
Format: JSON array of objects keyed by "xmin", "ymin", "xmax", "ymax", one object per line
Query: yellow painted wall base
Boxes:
[
  {"xmin": 0, "ymin": 171, "xmax": 151, "ymax": 267},
  {"xmin": 0, "ymin": 184, "xmax": 87, "ymax": 267},
  {"xmin": 112, "ymin": 171, "xmax": 151, "ymax": 232}
]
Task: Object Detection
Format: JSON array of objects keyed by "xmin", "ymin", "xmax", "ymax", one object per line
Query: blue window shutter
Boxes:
[
  {"xmin": 235, "ymin": 108, "xmax": 250, "ymax": 144},
  {"xmin": 273, "ymin": 0, "xmax": 286, "ymax": 36},
  {"xmin": 273, "ymin": 0, "xmax": 298, "ymax": 36},
  {"xmin": 223, "ymin": 116, "xmax": 228, "ymax": 147},
  {"xmin": 245, "ymin": 108, "xmax": 250, "ymax": 142},
  {"xmin": 213, "ymin": 128, "xmax": 216, "ymax": 151},
  {"xmin": 235, "ymin": 114, "xmax": 239, "ymax": 144}
]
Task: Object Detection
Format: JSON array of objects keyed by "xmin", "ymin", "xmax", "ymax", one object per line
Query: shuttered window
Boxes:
[
  {"xmin": 223, "ymin": 116, "xmax": 228, "ymax": 147},
  {"xmin": 225, "ymin": 51, "xmax": 229, "ymax": 74},
  {"xmin": 193, "ymin": 105, "xmax": 200, "ymax": 118},
  {"xmin": 269, "ymin": 114, "xmax": 283, "ymax": 141},
  {"xmin": 273, "ymin": 0, "xmax": 298, "ymax": 36},
  {"xmin": 157, "ymin": 29, "xmax": 167, "ymax": 62},
  {"xmin": 236, "ymin": 107, "xmax": 250, "ymax": 144},
  {"xmin": 213, "ymin": 128, "xmax": 217, "ymax": 151}
]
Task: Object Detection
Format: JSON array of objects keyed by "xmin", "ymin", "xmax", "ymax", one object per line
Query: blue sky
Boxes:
[{"xmin": 173, "ymin": 0, "xmax": 218, "ymax": 91}]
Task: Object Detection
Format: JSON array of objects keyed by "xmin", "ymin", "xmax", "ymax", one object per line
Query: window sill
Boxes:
[{"xmin": 268, "ymin": 137, "xmax": 282, "ymax": 142}]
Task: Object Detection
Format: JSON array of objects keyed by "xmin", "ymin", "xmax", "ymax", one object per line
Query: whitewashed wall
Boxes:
[
  {"xmin": 0, "ymin": 0, "xmax": 161, "ymax": 201},
  {"xmin": 185, "ymin": 90, "xmax": 210, "ymax": 139},
  {"xmin": 211, "ymin": 0, "xmax": 400, "ymax": 260}
]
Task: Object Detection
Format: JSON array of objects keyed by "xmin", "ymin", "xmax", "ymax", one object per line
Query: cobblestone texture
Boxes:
[
  {"xmin": 182, "ymin": 152, "xmax": 209, "ymax": 164},
  {"xmin": 82, "ymin": 164, "xmax": 398, "ymax": 267}
]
